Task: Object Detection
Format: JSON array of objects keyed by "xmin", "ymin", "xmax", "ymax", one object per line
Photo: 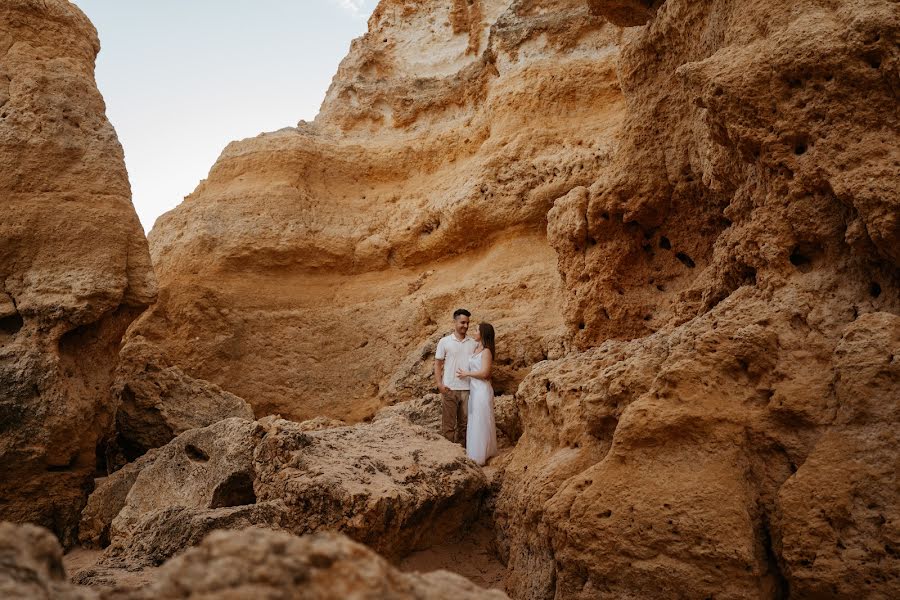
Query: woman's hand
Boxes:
[{"xmin": 455, "ymin": 367, "xmax": 468, "ymax": 378}]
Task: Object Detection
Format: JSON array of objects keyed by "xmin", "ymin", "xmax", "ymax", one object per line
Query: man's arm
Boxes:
[
  {"xmin": 456, "ymin": 349, "xmax": 492, "ymax": 380},
  {"xmin": 434, "ymin": 358, "xmax": 448, "ymax": 394}
]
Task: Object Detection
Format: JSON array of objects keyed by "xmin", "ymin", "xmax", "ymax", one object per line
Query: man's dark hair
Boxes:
[{"xmin": 453, "ymin": 308, "xmax": 471, "ymax": 319}]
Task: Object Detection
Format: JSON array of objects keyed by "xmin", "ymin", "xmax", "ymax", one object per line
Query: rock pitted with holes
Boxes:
[
  {"xmin": 0, "ymin": 0, "xmax": 156, "ymax": 547},
  {"xmin": 498, "ymin": 0, "xmax": 900, "ymax": 598},
  {"xmin": 90, "ymin": 416, "xmax": 487, "ymax": 569}
]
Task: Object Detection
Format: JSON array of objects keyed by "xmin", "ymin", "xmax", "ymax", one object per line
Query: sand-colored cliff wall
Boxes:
[
  {"xmin": 497, "ymin": 1, "xmax": 899, "ymax": 598},
  {"xmin": 127, "ymin": 0, "xmax": 629, "ymax": 423},
  {"xmin": 0, "ymin": 0, "xmax": 156, "ymax": 545}
]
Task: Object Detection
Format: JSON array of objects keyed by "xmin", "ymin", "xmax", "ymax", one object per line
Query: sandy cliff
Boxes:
[
  {"xmin": 497, "ymin": 0, "xmax": 899, "ymax": 598},
  {"xmin": 0, "ymin": 0, "xmax": 156, "ymax": 546},
  {"xmin": 124, "ymin": 0, "xmax": 627, "ymax": 423},
  {"xmin": 1, "ymin": 0, "xmax": 896, "ymax": 598}
]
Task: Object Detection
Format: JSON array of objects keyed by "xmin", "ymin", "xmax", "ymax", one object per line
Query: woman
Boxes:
[{"xmin": 456, "ymin": 322, "xmax": 498, "ymax": 466}]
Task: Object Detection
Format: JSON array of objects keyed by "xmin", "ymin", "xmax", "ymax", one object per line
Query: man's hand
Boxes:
[{"xmin": 438, "ymin": 384, "xmax": 450, "ymax": 395}]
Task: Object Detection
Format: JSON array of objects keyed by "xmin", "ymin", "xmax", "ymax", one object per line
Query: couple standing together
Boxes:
[{"xmin": 433, "ymin": 308, "xmax": 498, "ymax": 466}]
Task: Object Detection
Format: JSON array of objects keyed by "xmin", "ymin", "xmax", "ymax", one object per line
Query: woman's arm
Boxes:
[{"xmin": 456, "ymin": 350, "xmax": 492, "ymax": 380}]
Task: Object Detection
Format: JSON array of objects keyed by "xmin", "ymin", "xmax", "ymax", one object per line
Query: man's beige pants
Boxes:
[{"xmin": 441, "ymin": 389, "xmax": 469, "ymax": 445}]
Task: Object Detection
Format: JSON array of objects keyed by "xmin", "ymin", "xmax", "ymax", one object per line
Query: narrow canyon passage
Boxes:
[{"xmin": 1, "ymin": 0, "xmax": 897, "ymax": 599}]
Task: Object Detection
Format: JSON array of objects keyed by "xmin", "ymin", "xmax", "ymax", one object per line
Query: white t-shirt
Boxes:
[{"xmin": 435, "ymin": 334, "xmax": 477, "ymax": 390}]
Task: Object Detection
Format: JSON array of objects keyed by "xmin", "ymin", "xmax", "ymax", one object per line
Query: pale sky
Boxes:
[{"xmin": 71, "ymin": 1, "xmax": 379, "ymax": 233}]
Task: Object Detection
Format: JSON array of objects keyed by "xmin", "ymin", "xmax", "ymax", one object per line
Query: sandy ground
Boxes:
[
  {"xmin": 399, "ymin": 518, "xmax": 507, "ymax": 590},
  {"xmin": 398, "ymin": 452, "xmax": 510, "ymax": 591},
  {"xmin": 63, "ymin": 547, "xmax": 158, "ymax": 590}
]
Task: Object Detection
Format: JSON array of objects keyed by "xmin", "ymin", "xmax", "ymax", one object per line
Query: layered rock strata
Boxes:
[
  {"xmin": 84, "ymin": 416, "xmax": 487, "ymax": 569},
  {"xmin": 122, "ymin": 0, "xmax": 626, "ymax": 423},
  {"xmin": 0, "ymin": 0, "xmax": 156, "ymax": 545},
  {"xmin": 497, "ymin": 0, "xmax": 900, "ymax": 598}
]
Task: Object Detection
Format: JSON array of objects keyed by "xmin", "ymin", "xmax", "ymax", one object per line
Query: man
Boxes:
[{"xmin": 434, "ymin": 308, "xmax": 477, "ymax": 445}]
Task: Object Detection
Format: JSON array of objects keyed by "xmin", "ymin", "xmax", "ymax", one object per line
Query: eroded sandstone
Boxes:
[
  {"xmin": 94, "ymin": 416, "xmax": 487, "ymax": 569},
  {"xmin": 122, "ymin": 0, "xmax": 623, "ymax": 423},
  {"xmin": 0, "ymin": 0, "xmax": 156, "ymax": 546},
  {"xmin": 497, "ymin": 0, "xmax": 899, "ymax": 598}
]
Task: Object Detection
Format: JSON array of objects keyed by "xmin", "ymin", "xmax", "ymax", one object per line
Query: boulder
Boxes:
[
  {"xmin": 0, "ymin": 522, "xmax": 508, "ymax": 599},
  {"xmin": 98, "ymin": 416, "xmax": 487, "ymax": 568},
  {"xmin": 105, "ymin": 528, "xmax": 508, "ymax": 600},
  {"xmin": 78, "ymin": 449, "xmax": 160, "ymax": 549},
  {"xmin": 113, "ymin": 336, "xmax": 254, "ymax": 457},
  {"xmin": 0, "ymin": 522, "xmax": 96, "ymax": 599}
]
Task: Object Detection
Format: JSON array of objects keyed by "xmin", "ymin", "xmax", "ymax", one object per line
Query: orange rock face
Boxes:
[
  {"xmin": 497, "ymin": 0, "xmax": 899, "ymax": 598},
  {"xmin": 0, "ymin": 0, "xmax": 156, "ymax": 546},
  {"xmin": 123, "ymin": 0, "xmax": 627, "ymax": 423}
]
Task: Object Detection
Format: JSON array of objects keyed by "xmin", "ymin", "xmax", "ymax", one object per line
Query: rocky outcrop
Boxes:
[
  {"xmin": 497, "ymin": 0, "xmax": 899, "ymax": 598},
  {"xmin": 0, "ymin": 0, "xmax": 156, "ymax": 545},
  {"xmin": 78, "ymin": 449, "xmax": 160, "ymax": 549},
  {"xmin": 112, "ymin": 528, "xmax": 509, "ymax": 600},
  {"xmin": 113, "ymin": 336, "xmax": 254, "ymax": 457},
  {"xmin": 121, "ymin": 0, "xmax": 621, "ymax": 423},
  {"xmin": 95, "ymin": 416, "xmax": 487, "ymax": 568},
  {"xmin": 0, "ymin": 523, "xmax": 96, "ymax": 600},
  {"xmin": 1, "ymin": 522, "xmax": 508, "ymax": 599}
]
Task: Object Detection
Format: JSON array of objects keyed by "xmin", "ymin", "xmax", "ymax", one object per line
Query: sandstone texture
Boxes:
[
  {"xmin": 113, "ymin": 336, "xmax": 254, "ymax": 457},
  {"xmin": 0, "ymin": 522, "xmax": 507, "ymax": 599},
  {"xmin": 496, "ymin": 0, "xmax": 900, "ymax": 598},
  {"xmin": 0, "ymin": 0, "xmax": 156, "ymax": 545},
  {"xmin": 93, "ymin": 416, "xmax": 486, "ymax": 568},
  {"xmin": 106, "ymin": 528, "xmax": 509, "ymax": 600},
  {"xmin": 0, "ymin": 522, "xmax": 96, "ymax": 599},
  {"xmin": 122, "ymin": 0, "xmax": 624, "ymax": 423}
]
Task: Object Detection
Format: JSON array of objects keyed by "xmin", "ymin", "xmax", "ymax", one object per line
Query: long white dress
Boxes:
[{"xmin": 466, "ymin": 351, "xmax": 498, "ymax": 466}]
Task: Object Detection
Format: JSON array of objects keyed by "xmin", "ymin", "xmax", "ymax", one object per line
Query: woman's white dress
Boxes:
[{"xmin": 466, "ymin": 351, "xmax": 498, "ymax": 466}]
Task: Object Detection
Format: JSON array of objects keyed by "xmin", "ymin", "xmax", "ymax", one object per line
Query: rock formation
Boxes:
[
  {"xmin": 113, "ymin": 336, "xmax": 254, "ymax": 458},
  {"xmin": 85, "ymin": 416, "xmax": 486, "ymax": 569},
  {"xmin": 4, "ymin": 0, "xmax": 898, "ymax": 598},
  {"xmin": 0, "ymin": 522, "xmax": 96, "ymax": 600},
  {"xmin": 120, "ymin": 0, "xmax": 625, "ymax": 424},
  {"xmin": 0, "ymin": 522, "xmax": 508, "ymax": 599},
  {"xmin": 496, "ymin": 0, "xmax": 899, "ymax": 598},
  {"xmin": 109, "ymin": 528, "xmax": 510, "ymax": 600},
  {"xmin": 0, "ymin": 0, "xmax": 156, "ymax": 546}
]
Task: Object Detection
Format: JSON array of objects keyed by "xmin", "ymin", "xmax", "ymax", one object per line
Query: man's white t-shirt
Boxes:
[{"xmin": 435, "ymin": 334, "xmax": 478, "ymax": 391}]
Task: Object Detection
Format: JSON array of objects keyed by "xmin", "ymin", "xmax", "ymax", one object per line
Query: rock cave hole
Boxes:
[
  {"xmin": 578, "ymin": 321, "xmax": 586, "ymax": 330},
  {"xmin": 869, "ymin": 281, "xmax": 882, "ymax": 298},
  {"xmin": 210, "ymin": 471, "xmax": 257, "ymax": 508},
  {"xmin": 184, "ymin": 444, "xmax": 209, "ymax": 462},
  {"xmin": 46, "ymin": 453, "xmax": 79, "ymax": 472},
  {"xmin": 675, "ymin": 252, "xmax": 696, "ymax": 268},
  {"xmin": 794, "ymin": 140, "xmax": 808, "ymax": 155},
  {"xmin": 789, "ymin": 243, "xmax": 822, "ymax": 273},
  {"xmin": 0, "ymin": 313, "xmax": 23, "ymax": 336},
  {"xmin": 659, "ymin": 236, "xmax": 671, "ymax": 250},
  {"xmin": 864, "ymin": 53, "xmax": 882, "ymax": 69}
]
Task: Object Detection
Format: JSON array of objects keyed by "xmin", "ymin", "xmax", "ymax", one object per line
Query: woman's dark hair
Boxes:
[
  {"xmin": 479, "ymin": 322, "xmax": 495, "ymax": 357},
  {"xmin": 453, "ymin": 308, "xmax": 471, "ymax": 319}
]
